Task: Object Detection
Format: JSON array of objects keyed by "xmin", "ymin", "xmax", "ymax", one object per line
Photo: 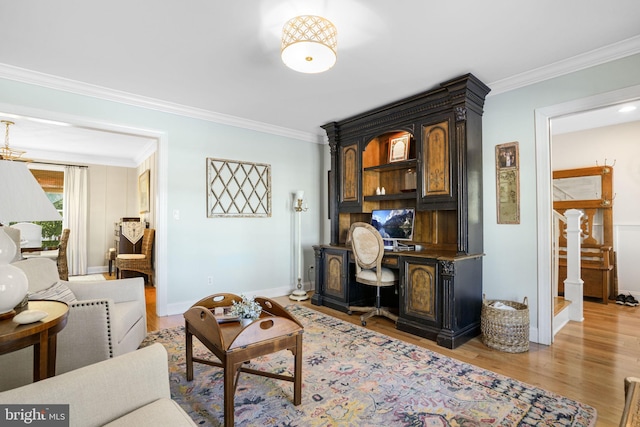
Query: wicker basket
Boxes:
[{"xmin": 481, "ymin": 295, "xmax": 529, "ymax": 353}]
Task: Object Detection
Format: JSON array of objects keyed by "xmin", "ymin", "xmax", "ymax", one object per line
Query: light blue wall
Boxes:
[
  {"xmin": 162, "ymin": 117, "xmax": 325, "ymax": 309},
  {"xmin": 0, "ymin": 78, "xmax": 325, "ymax": 314},
  {"xmin": 3, "ymin": 52, "xmax": 639, "ymax": 320},
  {"xmin": 482, "ymin": 53, "xmax": 640, "ymax": 329}
]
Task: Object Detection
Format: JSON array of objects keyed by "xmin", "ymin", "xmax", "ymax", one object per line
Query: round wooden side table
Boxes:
[{"xmin": 0, "ymin": 300, "xmax": 69, "ymax": 381}]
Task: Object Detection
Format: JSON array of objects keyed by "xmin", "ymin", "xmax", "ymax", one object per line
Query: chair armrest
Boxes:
[
  {"xmin": 66, "ymin": 277, "xmax": 145, "ymax": 304},
  {"xmin": 56, "ymin": 299, "xmax": 115, "ymax": 373}
]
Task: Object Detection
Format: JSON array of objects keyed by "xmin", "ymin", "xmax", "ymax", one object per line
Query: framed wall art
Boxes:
[
  {"xmin": 206, "ymin": 158, "xmax": 271, "ymax": 217},
  {"xmin": 138, "ymin": 169, "xmax": 150, "ymax": 214},
  {"xmin": 388, "ymin": 134, "xmax": 410, "ymax": 163},
  {"xmin": 495, "ymin": 142, "xmax": 520, "ymax": 224}
]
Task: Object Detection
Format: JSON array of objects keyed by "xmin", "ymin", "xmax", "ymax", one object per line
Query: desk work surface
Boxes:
[{"xmin": 317, "ymin": 244, "xmax": 484, "ymax": 262}]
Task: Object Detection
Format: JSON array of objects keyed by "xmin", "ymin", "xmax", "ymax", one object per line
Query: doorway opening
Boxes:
[{"xmin": 535, "ymin": 84, "xmax": 640, "ymax": 344}]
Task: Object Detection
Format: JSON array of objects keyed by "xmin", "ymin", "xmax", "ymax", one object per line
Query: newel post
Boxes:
[{"xmin": 564, "ymin": 209, "xmax": 584, "ymax": 322}]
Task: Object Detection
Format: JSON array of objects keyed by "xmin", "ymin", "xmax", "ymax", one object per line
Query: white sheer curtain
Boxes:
[{"xmin": 63, "ymin": 166, "xmax": 88, "ymax": 276}]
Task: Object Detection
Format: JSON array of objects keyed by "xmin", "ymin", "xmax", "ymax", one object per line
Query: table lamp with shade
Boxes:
[{"xmin": 0, "ymin": 160, "xmax": 63, "ymax": 318}]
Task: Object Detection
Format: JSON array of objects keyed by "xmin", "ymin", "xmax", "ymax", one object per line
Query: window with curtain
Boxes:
[{"xmin": 29, "ymin": 168, "xmax": 64, "ymax": 247}]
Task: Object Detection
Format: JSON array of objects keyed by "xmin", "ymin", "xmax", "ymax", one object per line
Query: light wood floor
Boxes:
[{"xmin": 143, "ymin": 285, "xmax": 637, "ymax": 426}]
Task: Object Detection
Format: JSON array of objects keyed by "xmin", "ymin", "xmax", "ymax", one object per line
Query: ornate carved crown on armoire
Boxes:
[{"xmin": 312, "ymin": 74, "xmax": 490, "ymax": 349}]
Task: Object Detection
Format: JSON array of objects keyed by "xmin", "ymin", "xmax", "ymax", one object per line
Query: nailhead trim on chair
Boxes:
[{"xmin": 70, "ymin": 300, "xmax": 114, "ymax": 358}]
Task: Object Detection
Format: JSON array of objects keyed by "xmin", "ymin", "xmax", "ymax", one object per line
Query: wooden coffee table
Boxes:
[
  {"xmin": 184, "ymin": 293, "xmax": 303, "ymax": 427},
  {"xmin": 0, "ymin": 300, "xmax": 69, "ymax": 381}
]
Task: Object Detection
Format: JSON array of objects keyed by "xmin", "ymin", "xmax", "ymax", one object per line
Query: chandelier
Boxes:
[
  {"xmin": 281, "ymin": 15, "xmax": 337, "ymax": 74},
  {"xmin": 0, "ymin": 120, "xmax": 30, "ymax": 162}
]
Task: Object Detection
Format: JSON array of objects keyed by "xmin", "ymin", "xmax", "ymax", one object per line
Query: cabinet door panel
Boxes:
[
  {"xmin": 419, "ymin": 118, "xmax": 455, "ymax": 208},
  {"xmin": 401, "ymin": 260, "xmax": 440, "ymax": 327},
  {"xmin": 423, "ymin": 122, "xmax": 449, "ymax": 196},
  {"xmin": 324, "ymin": 252, "xmax": 345, "ymax": 299},
  {"xmin": 340, "ymin": 143, "xmax": 359, "ymax": 205}
]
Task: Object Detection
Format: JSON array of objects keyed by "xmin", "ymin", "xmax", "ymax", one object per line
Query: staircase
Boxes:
[
  {"xmin": 552, "ymin": 209, "xmax": 584, "ymax": 339},
  {"xmin": 553, "ymin": 296, "xmax": 571, "ymax": 336}
]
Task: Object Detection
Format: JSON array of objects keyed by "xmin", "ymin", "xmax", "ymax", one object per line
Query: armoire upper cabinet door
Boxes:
[
  {"xmin": 339, "ymin": 142, "xmax": 361, "ymax": 209},
  {"xmin": 418, "ymin": 117, "xmax": 456, "ymax": 209}
]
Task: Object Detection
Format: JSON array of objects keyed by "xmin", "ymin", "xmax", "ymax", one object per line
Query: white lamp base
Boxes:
[{"xmin": 289, "ymin": 289, "xmax": 309, "ymax": 301}]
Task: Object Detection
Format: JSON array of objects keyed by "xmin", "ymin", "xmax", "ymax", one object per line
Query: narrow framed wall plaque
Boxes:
[
  {"xmin": 206, "ymin": 158, "xmax": 271, "ymax": 217},
  {"xmin": 495, "ymin": 142, "xmax": 520, "ymax": 224}
]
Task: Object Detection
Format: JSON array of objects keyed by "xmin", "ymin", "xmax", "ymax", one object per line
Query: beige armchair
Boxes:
[{"xmin": 0, "ymin": 257, "xmax": 147, "ymax": 391}]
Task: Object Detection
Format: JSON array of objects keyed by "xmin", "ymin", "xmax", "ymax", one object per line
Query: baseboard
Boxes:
[
  {"xmin": 87, "ymin": 266, "xmax": 108, "ymax": 275},
  {"xmin": 165, "ymin": 282, "xmax": 311, "ymax": 317},
  {"xmin": 528, "ymin": 326, "xmax": 540, "ymax": 344}
]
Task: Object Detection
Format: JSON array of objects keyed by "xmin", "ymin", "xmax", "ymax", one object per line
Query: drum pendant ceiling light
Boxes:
[{"xmin": 281, "ymin": 15, "xmax": 337, "ymax": 74}]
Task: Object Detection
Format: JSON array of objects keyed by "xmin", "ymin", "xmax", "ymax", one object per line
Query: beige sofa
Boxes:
[
  {"xmin": 0, "ymin": 343, "xmax": 196, "ymax": 427},
  {"xmin": 0, "ymin": 257, "xmax": 147, "ymax": 391}
]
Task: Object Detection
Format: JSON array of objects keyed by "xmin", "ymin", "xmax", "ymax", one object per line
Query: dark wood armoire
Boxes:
[{"xmin": 312, "ymin": 74, "xmax": 490, "ymax": 349}]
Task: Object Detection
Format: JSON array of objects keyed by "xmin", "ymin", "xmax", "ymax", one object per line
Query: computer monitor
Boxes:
[{"xmin": 370, "ymin": 208, "xmax": 415, "ymax": 251}]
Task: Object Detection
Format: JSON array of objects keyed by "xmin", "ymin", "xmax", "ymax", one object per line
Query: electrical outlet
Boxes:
[{"xmin": 207, "ymin": 276, "xmax": 213, "ymax": 286}]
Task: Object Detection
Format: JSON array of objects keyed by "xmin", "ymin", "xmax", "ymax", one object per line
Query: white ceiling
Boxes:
[
  {"xmin": 0, "ymin": 0, "xmax": 639, "ymax": 166},
  {"xmin": 551, "ymin": 100, "xmax": 640, "ymax": 135},
  {"xmin": 0, "ymin": 114, "xmax": 157, "ymax": 167}
]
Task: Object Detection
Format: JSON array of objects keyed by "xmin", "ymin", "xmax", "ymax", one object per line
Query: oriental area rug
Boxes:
[{"xmin": 141, "ymin": 305, "xmax": 597, "ymax": 427}]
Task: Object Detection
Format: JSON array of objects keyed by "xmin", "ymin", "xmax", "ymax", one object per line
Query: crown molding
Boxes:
[
  {"xmin": 0, "ymin": 63, "xmax": 321, "ymax": 144},
  {"xmin": 1, "ymin": 35, "xmax": 638, "ymax": 141},
  {"xmin": 488, "ymin": 35, "xmax": 640, "ymax": 96}
]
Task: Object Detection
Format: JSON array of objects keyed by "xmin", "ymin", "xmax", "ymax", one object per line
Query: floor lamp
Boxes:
[{"xmin": 290, "ymin": 190, "xmax": 309, "ymax": 301}]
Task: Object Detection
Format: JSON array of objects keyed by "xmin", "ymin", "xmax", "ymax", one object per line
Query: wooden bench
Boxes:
[{"xmin": 557, "ymin": 244, "xmax": 614, "ymax": 303}]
